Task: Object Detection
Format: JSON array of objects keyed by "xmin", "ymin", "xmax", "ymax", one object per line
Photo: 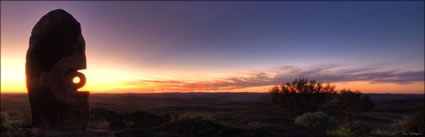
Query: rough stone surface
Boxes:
[{"xmin": 25, "ymin": 9, "xmax": 89, "ymax": 133}]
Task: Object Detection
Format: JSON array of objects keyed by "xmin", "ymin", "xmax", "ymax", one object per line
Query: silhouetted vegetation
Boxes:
[
  {"xmin": 326, "ymin": 122, "xmax": 372, "ymax": 137},
  {"xmin": 0, "ymin": 111, "xmax": 32, "ymax": 131},
  {"xmin": 294, "ymin": 111, "xmax": 338, "ymax": 132},
  {"xmin": 270, "ymin": 78, "xmax": 377, "ymax": 137},
  {"xmin": 349, "ymin": 121, "xmax": 372, "ymax": 137},
  {"xmin": 90, "ymin": 108, "xmax": 165, "ymax": 129},
  {"xmin": 334, "ymin": 90, "xmax": 374, "ymax": 128},
  {"xmin": 326, "ymin": 127, "xmax": 355, "ymax": 137},
  {"xmin": 1, "ymin": 111, "xmax": 11, "ymax": 131},
  {"xmin": 270, "ymin": 78, "xmax": 337, "ymax": 115},
  {"xmin": 392, "ymin": 109, "xmax": 424, "ymax": 135}
]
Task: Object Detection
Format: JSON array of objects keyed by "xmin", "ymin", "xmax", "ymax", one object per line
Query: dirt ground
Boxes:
[{"xmin": 1, "ymin": 93, "xmax": 423, "ymax": 137}]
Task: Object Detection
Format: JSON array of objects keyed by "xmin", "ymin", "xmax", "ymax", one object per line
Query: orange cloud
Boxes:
[{"xmin": 122, "ymin": 65, "xmax": 424, "ymax": 93}]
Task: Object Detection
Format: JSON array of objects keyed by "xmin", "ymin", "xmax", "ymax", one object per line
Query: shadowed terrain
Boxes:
[{"xmin": 1, "ymin": 93, "xmax": 423, "ymax": 137}]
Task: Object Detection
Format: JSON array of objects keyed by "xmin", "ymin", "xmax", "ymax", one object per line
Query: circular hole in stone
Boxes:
[
  {"xmin": 72, "ymin": 76, "xmax": 81, "ymax": 84},
  {"xmin": 67, "ymin": 71, "xmax": 86, "ymax": 89}
]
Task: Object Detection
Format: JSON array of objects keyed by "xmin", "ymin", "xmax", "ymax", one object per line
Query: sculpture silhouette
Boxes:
[{"xmin": 26, "ymin": 9, "xmax": 89, "ymax": 133}]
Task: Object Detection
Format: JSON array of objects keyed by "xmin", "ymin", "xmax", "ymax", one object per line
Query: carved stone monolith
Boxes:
[{"xmin": 26, "ymin": 9, "xmax": 89, "ymax": 134}]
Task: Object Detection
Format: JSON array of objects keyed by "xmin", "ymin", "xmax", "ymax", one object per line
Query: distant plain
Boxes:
[{"xmin": 1, "ymin": 92, "xmax": 423, "ymax": 132}]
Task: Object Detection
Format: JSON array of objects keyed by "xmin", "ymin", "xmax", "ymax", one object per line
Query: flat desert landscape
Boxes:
[{"xmin": 1, "ymin": 93, "xmax": 423, "ymax": 137}]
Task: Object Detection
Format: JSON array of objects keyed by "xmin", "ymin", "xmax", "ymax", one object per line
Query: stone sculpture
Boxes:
[{"xmin": 25, "ymin": 9, "xmax": 89, "ymax": 133}]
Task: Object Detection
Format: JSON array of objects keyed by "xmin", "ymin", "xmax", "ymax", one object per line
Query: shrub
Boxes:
[
  {"xmin": 201, "ymin": 115, "xmax": 231, "ymax": 127},
  {"xmin": 20, "ymin": 112, "xmax": 32, "ymax": 128},
  {"xmin": 334, "ymin": 90, "xmax": 374, "ymax": 127},
  {"xmin": 2, "ymin": 112, "xmax": 32, "ymax": 129},
  {"xmin": 1, "ymin": 111, "xmax": 9, "ymax": 124},
  {"xmin": 0, "ymin": 111, "xmax": 11, "ymax": 131},
  {"xmin": 350, "ymin": 121, "xmax": 371, "ymax": 137},
  {"xmin": 270, "ymin": 78, "xmax": 336, "ymax": 115},
  {"xmin": 92, "ymin": 120, "xmax": 111, "ymax": 129},
  {"xmin": 163, "ymin": 112, "xmax": 199, "ymax": 122},
  {"xmin": 90, "ymin": 108, "xmax": 166, "ymax": 129},
  {"xmin": 371, "ymin": 128, "xmax": 393, "ymax": 136},
  {"xmin": 124, "ymin": 121, "xmax": 135, "ymax": 128},
  {"xmin": 295, "ymin": 111, "xmax": 338, "ymax": 131},
  {"xmin": 392, "ymin": 109, "xmax": 424, "ymax": 135},
  {"xmin": 326, "ymin": 127, "xmax": 355, "ymax": 137}
]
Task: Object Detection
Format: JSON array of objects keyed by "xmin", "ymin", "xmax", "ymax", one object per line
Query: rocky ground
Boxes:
[
  {"xmin": 1, "ymin": 108, "xmax": 324, "ymax": 137},
  {"xmin": 1, "ymin": 93, "xmax": 423, "ymax": 137}
]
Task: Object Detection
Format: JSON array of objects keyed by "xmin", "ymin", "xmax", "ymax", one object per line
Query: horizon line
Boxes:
[{"xmin": 1, "ymin": 91, "xmax": 424, "ymax": 95}]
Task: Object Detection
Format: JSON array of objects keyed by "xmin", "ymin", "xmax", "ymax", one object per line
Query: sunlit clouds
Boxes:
[
  {"xmin": 122, "ymin": 65, "xmax": 424, "ymax": 93},
  {"xmin": 1, "ymin": 1, "xmax": 424, "ymax": 93}
]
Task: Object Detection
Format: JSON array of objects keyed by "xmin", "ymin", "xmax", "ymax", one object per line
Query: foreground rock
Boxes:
[{"xmin": 26, "ymin": 9, "xmax": 89, "ymax": 133}]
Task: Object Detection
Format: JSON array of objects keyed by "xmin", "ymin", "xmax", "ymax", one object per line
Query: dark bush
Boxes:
[
  {"xmin": 294, "ymin": 111, "xmax": 338, "ymax": 131},
  {"xmin": 1, "ymin": 111, "xmax": 11, "ymax": 131},
  {"xmin": 392, "ymin": 109, "xmax": 424, "ymax": 135},
  {"xmin": 269, "ymin": 78, "xmax": 336, "ymax": 115},
  {"xmin": 334, "ymin": 90, "xmax": 374, "ymax": 128},
  {"xmin": 89, "ymin": 108, "xmax": 165, "ymax": 129},
  {"xmin": 350, "ymin": 121, "xmax": 371, "ymax": 137},
  {"xmin": 122, "ymin": 111, "xmax": 164, "ymax": 128},
  {"xmin": 20, "ymin": 112, "xmax": 32, "ymax": 128},
  {"xmin": 326, "ymin": 127, "xmax": 355, "ymax": 137}
]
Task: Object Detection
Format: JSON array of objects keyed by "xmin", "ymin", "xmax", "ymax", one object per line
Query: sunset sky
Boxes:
[{"xmin": 1, "ymin": 1, "xmax": 424, "ymax": 93}]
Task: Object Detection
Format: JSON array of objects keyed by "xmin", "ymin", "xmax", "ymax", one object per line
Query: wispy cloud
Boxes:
[{"xmin": 125, "ymin": 65, "xmax": 424, "ymax": 91}]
